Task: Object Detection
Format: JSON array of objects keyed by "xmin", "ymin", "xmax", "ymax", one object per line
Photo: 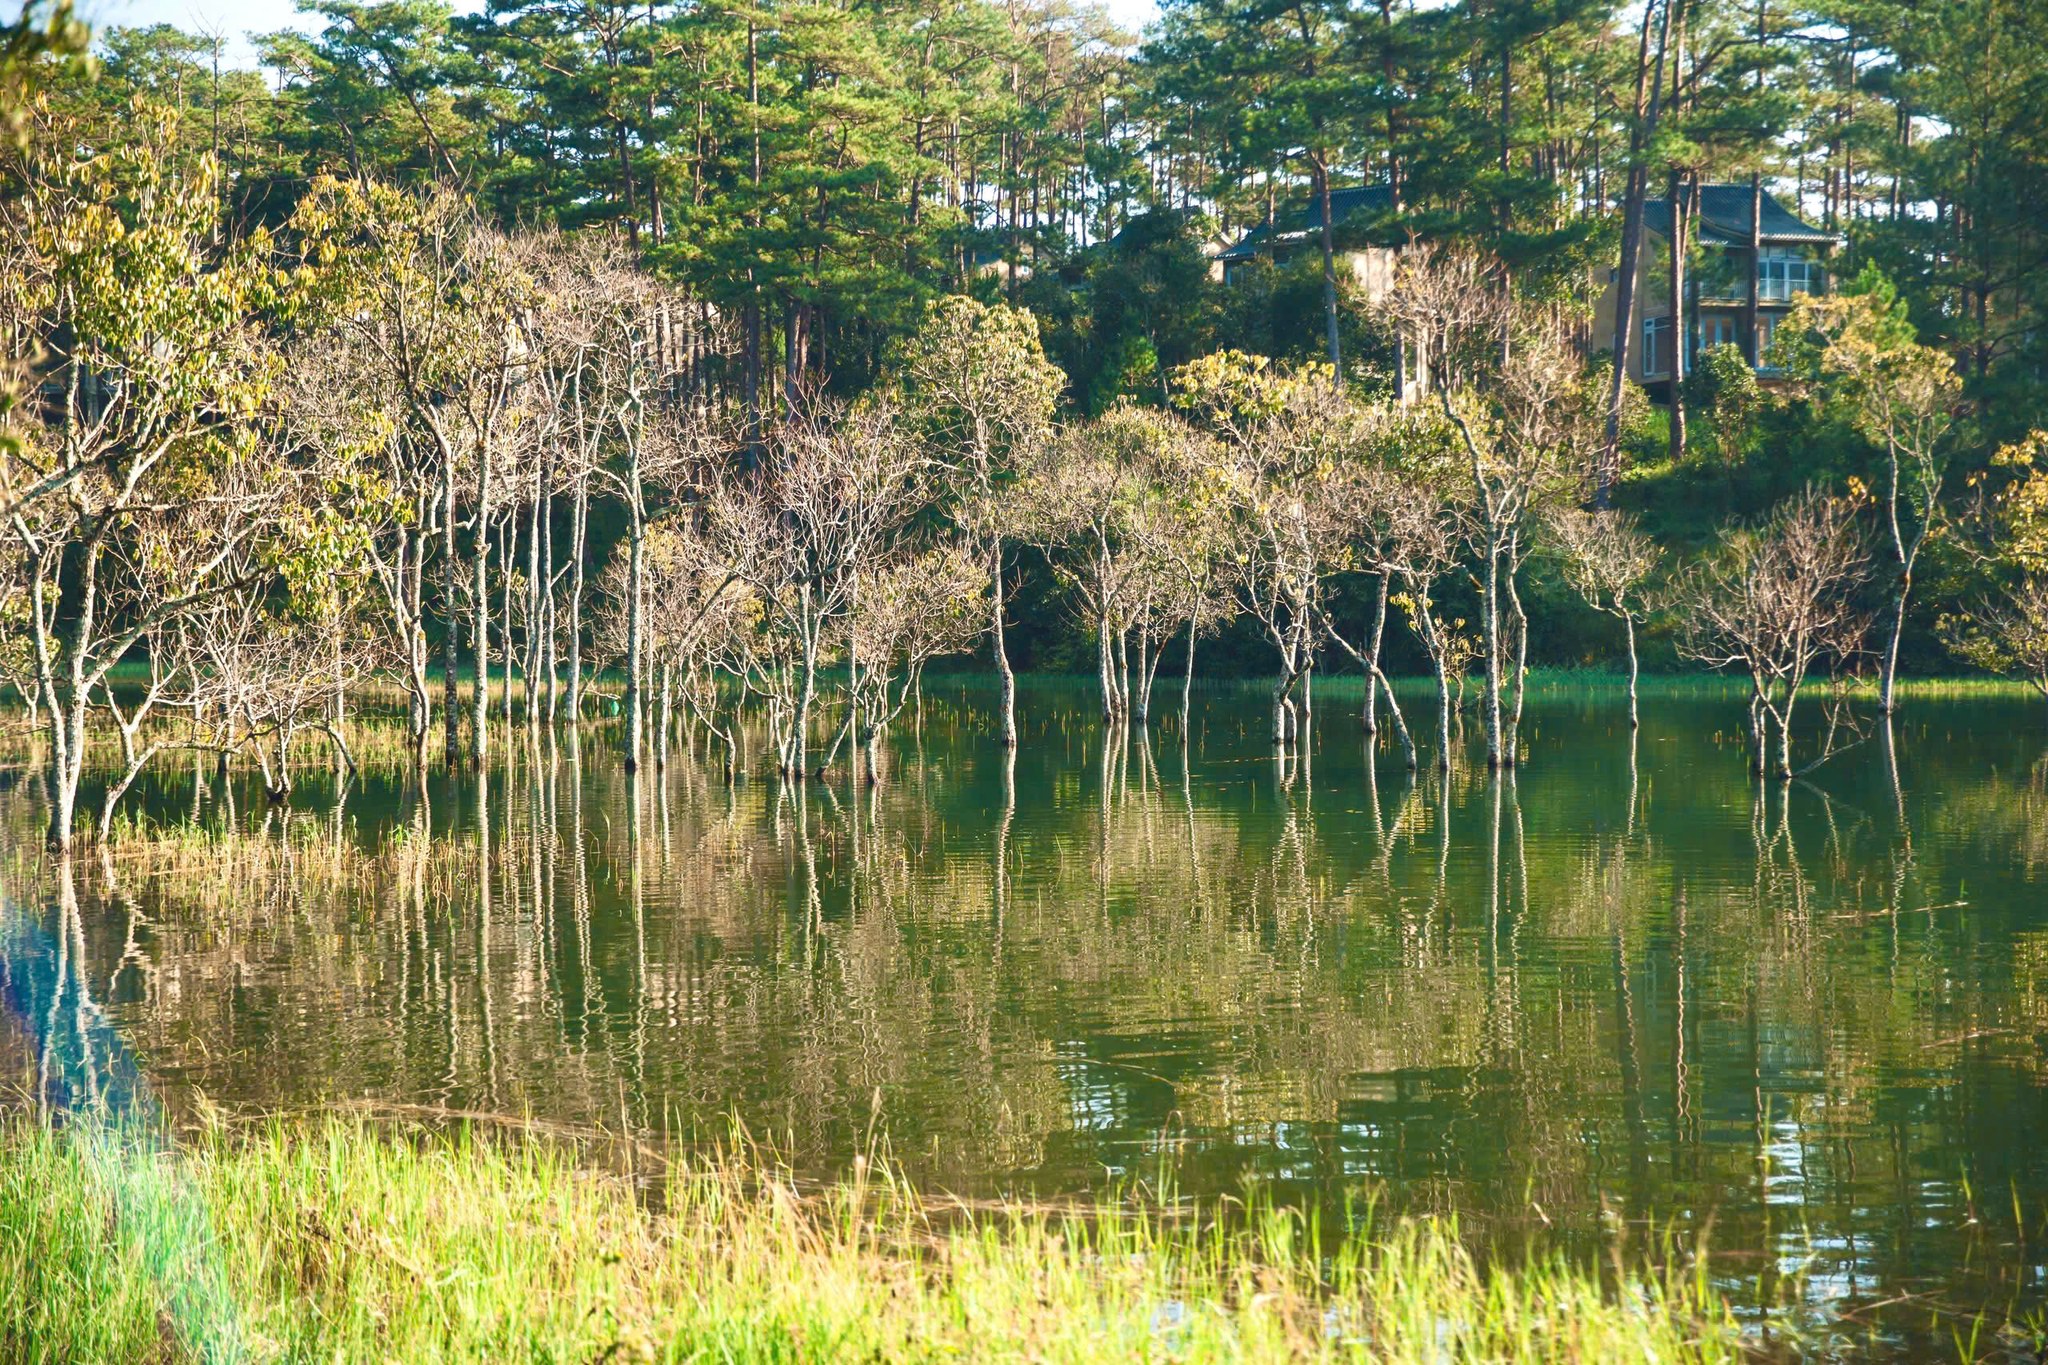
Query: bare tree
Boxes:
[
  {"xmin": 842, "ymin": 543, "xmax": 987, "ymax": 775},
  {"xmin": 1781, "ymin": 282, "xmax": 1961, "ymax": 715},
  {"xmin": 293, "ymin": 178, "xmax": 535, "ymax": 770},
  {"xmin": 1024, "ymin": 407, "xmax": 1154, "ymax": 724},
  {"xmin": 1548, "ymin": 507, "xmax": 1661, "ymax": 727},
  {"xmin": 1175, "ymin": 354, "xmax": 1368, "ymax": 746},
  {"xmin": 1383, "ymin": 246, "xmax": 1591, "ymax": 768},
  {"xmin": 1131, "ymin": 418, "xmax": 1238, "ymax": 725},
  {"xmin": 528, "ymin": 236, "xmax": 724, "ymax": 762},
  {"xmin": 3, "ymin": 122, "xmax": 283, "ymax": 850},
  {"xmin": 1941, "ymin": 578, "xmax": 2048, "ymax": 722},
  {"xmin": 895, "ymin": 297, "xmax": 1063, "ymax": 748},
  {"xmin": 1325, "ymin": 468, "xmax": 1462, "ymax": 771},
  {"xmin": 1677, "ymin": 492, "xmax": 1869, "ymax": 778},
  {"xmin": 704, "ymin": 400, "xmax": 929, "ymax": 778}
]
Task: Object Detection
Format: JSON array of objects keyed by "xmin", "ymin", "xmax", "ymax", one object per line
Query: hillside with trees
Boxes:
[{"xmin": 5, "ymin": 0, "xmax": 2048, "ymax": 844}]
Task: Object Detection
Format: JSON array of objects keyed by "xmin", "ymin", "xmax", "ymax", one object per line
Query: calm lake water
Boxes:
[{"xmin": 6, "ymin": 682, "xmax": 2048, "ymax": 1355}]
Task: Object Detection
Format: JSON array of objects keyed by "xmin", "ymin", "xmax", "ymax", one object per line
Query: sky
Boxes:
[{"xmin": 79, "ymin": 0, "xmax": 1163, "ymax": 69}]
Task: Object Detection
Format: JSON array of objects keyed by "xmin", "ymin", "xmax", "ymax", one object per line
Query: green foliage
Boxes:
[{"xmin": 1683, "ymin": 343, "xmax": 1765, "ymax": 465}]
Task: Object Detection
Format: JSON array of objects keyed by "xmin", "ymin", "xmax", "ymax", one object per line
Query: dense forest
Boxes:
[{"xmin": 4, "ymin": 0, "xmax": 2048, "ymax": 849}]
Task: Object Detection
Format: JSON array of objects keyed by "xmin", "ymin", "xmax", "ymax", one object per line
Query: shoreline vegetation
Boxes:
[{"xmin": 0, "ymin": 1108, "xmax": 1750, "ymax": 1364}]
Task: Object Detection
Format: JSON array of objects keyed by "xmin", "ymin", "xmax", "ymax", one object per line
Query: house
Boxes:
[
  {"xmin": 1593, "ymin": 184, "xmax": 1840, "ymax": 394},
  {"xmin": 1216, "ymin": 186, "xmax": 1401, "ymax": 294},
  {"xmin": 1214, "ymin": 180, "xmax": 1839, "ymax": 400}
]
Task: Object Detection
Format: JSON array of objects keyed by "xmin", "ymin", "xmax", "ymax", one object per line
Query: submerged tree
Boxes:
[
  {"xmin": 2, "ymin": 118, "xmax": 283, "ymax": 851},
  {"xmin": 1780, "ymin": 268, "xmax": 1961, "ymax": 716},
  {"xmin": 704, "ymin": 399, "xmax": 930, "ymax": 779},
  {"xmin": 1944, "ymin": 431, "xmax": 2048, "ymax": 722},
  {"xmin": 1174, "ymin": 352, "xmax": 1367, "ymax": 747},
  {"xmin": 1548, "ymin": 507, "xmax": 1660, "ymax": 727},
  {"xmin": 291, "ymin": 176, "xmax": 536, "ymax": 769},
  {"xmin": 1678, "ymin": 491, "xmax": 1869, "ymax": 779},
  {"xmin": 1383, "ymin": 246, "xmax": 1591, "ymax": 768},
  {"xmin": 894, "ymin": 297, "xmax": 1062, "ymax": 750}
]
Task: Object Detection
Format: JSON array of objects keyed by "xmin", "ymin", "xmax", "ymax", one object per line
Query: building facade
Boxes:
[{"xmin": 1591, "ymin": 185, "xmax": 1840, "ymax": 394}]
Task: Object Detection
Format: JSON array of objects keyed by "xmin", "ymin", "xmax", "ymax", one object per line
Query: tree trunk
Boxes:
[
  {"xmin": 1624, "ymin": 613, "xmax": 1641, "ymax": 729},
  {"xmin": 443, "ymin": 458, "xmax": 461, "ymax": 767},
  {"xmin": 1880, "ymin": 583, "xmax": 1909, "ymax": 715},
  {"xmin": 1480, "ymin": 547, "xmax": 1505, "ymax": 767},
  {"xmin": 1743, "ymin": 171, "xmax": 1762, "ymax": 364},
  {"xmin": 992, "ymin": 542, "xmax": 1017, "ymax": 747},
  {"xmin": 471, "ymin": 451, "xmax": 492, "ymax": 769},
  {"xmin": 1363, "ymin": 571, "xmax": 1389, "ymax": 733},
  {"xmin": 1372, "ymin": 661, "xmax": 1417, "ymax": 770},
  {"xmin": 1097, "ymin": 617, "xmax": 1117, "ymax": 724},
  {"xmin": 526, "ymin": 459, "xmax": 546, "ymax": 727},
  {"xmin": 567, "ymin": 479, "xmax": 589, "ymax": 718},
  {"xmin": 624, "ymin": 489, "xmax": 645, "ymax": 771},
  {"xmin": 656, "ymin": 660, "xmax": 673, "ymax": 769},
  {"xmin": 1599, "ymin": 0, "xmax": 1677, "ymax": 498},
  {"xmin": 1316, "ymin": 162, "xmax": 1341, "ymax": 369},
  {"xmin": 1668, "ymin": 172, "xmax": 1689, "ymax": 461}
]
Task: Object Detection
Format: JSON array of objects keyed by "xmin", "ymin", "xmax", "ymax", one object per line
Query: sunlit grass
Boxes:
[{"xmin": 0, "ymin": 1111, "xmax": 1749, "ymax": 1364}]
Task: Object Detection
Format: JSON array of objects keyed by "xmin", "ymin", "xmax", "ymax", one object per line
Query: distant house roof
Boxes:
[
  {"xmin": 1218, "ymin": 185, "xmax": 1396, "ymax": 264},
  {"xmin": 1644, "ymin": 184, "xmax": 1840, "ymax": 246}
]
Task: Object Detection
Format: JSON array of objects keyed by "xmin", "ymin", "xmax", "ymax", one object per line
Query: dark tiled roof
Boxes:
[
  {"xmin": 1219, "ymin": 185, "xmax": 1395, "ymax": 262},
  {"xmin": 1643, "ymin": 184, "xmax": 1838, "ymax": 245}
]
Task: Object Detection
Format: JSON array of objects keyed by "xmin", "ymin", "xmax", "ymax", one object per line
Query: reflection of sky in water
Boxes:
[
  {"xmin": 2, "ymin": 888, "xmax": 246, "ymax": 1362},
  {"xmin": 4, "ymin": 685, "xmax": 2048, "ymax": 1355}
]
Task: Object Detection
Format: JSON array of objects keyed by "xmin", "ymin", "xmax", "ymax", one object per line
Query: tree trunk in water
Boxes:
[
  {"xmin": 443, "ymin": 461, "xmax": 461, "ymax": 767},
  {"xmin": 526, "ymin": 468, "xmax": 545, "ymax": 727},
  {"xmin": 45, "ymin": 699, "xmax": 83, "ymax": 853},
  {"xmin": 1880, "ymin": 584, "xmax": 1908, "ymax": 715},
  {"xmin": 1372, "ymin": 662, "xmax": 1417, "ymax": 770},
  {"xmin": 471, "ymin": 460, "xmax": 492, "ymax": 769},
  {"xmin": 1624, "ymin": 614, "xmax": 1641, "ymax": 729},
  {"xmin": 992, "ymin": 543, "xmax": 1017, "ymax": 747},
  {"xmin": 1434, "ymin": 665, "xmax": 1453, "ymax": 773},
  {"xmin": 567, "ymin": 480, "xmax": 589, "ymax": 719},
  {"xmin": 1097, "ymin": 619, "xmax": 1116, "ymax": 724},
  {"xmin": 1481, "ymin": 549, "xmax": 1505, "ymax": 767},
  {"xmin": 656, "ymin": 661, "xmax": 673, "ymax": 769},
  {"xmin": 1363, "ymin": 571, "xmax": 1388, "ymax": 733},
  {"xmin": 624, "ymin": 494, "xmax": 645, "ymax": 772}
]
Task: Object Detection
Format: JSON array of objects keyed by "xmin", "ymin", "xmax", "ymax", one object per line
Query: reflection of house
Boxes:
[
  {"xmin": 1216, "ymin": 186, "xmax": 1400, "ymax": 294},
  {"xmin": 1593, "ymin": 185, "xmax": 1840, "ymax": 394}
]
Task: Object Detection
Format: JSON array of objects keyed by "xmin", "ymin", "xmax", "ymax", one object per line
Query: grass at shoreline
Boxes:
[{"xmin": 0, "ymin": 1111, "xmax": 1748, "ymax": 1364}]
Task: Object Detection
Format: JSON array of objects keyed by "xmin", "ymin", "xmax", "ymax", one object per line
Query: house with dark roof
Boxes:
[
  {"xmin": 1213, "ymin": 180, "xmax": 1839, "ymax": 398},
  {"xmin": 1215, "ymin": 186, "xmax": 1400, "ymax": 292},
  {"xmin": 1593, "ymin": 184, "xmax": 1842, "ymax": 393}
]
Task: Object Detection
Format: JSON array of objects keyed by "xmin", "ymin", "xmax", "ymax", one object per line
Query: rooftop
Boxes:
[
  {"xmin": 1218, "ymin": 185, "xmax": 1395, "ymax": 263},
  {"xmin": 1643, "ymin": 185, "xmax": 1839, "ymax": 246}
]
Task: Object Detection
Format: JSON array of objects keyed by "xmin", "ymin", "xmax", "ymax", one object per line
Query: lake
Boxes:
[{"xmin": 5, "ymin": 682, "xmax": 2047, "ymax": 1356}]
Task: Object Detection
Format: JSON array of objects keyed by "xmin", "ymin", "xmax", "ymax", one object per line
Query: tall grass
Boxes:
[{"xmin": 0, "ymin": 1111, "xmax": 1749, "ymax": 1364}]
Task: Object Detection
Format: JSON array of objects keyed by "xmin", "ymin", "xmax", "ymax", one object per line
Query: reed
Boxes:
[{"xmin": 0, "ymin": 1110, "xmax": 1748, "ymax": 1364}]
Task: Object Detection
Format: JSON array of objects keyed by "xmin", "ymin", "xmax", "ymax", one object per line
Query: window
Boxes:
[
  {"xmin": 1757, "ymin": 248, "xmax": 1817, "ymax": 302},
  {"xmin": 1757, "ymin": 313, "xmax": 1783, "ymax": 368},
  {"xmin": 1692, "ymin": 314, "xmax": 1737, "ymax": 359},
  {"xmin": 1642, "ymin": 315, "xmax": 1673, "ymax": 376}
]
